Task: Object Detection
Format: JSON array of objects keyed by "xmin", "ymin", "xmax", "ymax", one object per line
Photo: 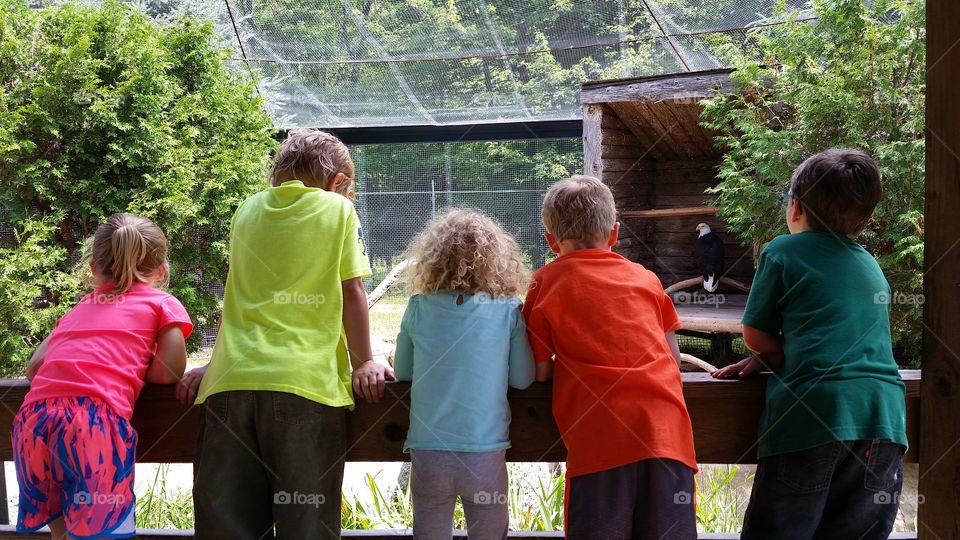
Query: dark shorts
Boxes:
[
  {"xmin": 566, "ymin": 458, "xmax": 697, "ymax": 540},
  {"xmin": 741, "ymin": 439, "xmax": 904, "ymax": 540},
  {"xmin": 193, "ymin": 391, "xmax": 346, "ymax": 540}
]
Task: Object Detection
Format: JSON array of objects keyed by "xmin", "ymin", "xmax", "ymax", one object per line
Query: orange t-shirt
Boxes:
[{"xmin": 522, "ymin": 249, "xmax": 697, "ymax": 478}]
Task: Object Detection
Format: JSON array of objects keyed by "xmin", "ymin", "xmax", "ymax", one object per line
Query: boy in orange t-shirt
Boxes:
[{"xmin": 523, "ymin": 175, "xmax": 697, "ymax": 540}]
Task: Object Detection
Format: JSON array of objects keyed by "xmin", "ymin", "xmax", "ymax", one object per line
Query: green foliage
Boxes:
[
  {"xmin": 700, "ymin": 0, "xmax": 925, "ymax": 364},
  {"xmin": 136, "ymin": 464, "xmax": 195, "ymax": 529},
  {"xmin": 514, "ymin": 470, "xmax": 565, "ymax": 531},
  {"xmin": 0, "ymin": 0, "xmax": 276, "ymax": 374},
  {"xmin": 341, "ymin": 472, "xmax": 417, "ymax": 529},
  {"xmin": 696, "ymin": 465, "xmax": 751, "ymax": 533}
]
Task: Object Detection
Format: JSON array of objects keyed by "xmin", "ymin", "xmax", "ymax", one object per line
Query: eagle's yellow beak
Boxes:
[{"xmin": 695, "ymin": 224, "xmax": 702, "ymax": 232}]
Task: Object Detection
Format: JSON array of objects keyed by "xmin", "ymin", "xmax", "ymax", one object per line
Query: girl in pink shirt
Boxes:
[{"xmin": 13, "ymin": 213, "xmax": 193, "ymax": 540}]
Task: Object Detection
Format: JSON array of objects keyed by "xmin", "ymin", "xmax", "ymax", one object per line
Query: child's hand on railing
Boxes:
[
  {"xmin": 712, "ymin": 355, "xmax": 765, "ymax": 379},
  {"xmin": 176, "ymin": 364, "xmax": 208, "ymax": 405},
  {"xmin": 352, "ymin": 359, "xmax": 395, "ymax": 404}
]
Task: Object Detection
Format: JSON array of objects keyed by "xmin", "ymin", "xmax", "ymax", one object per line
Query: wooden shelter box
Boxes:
[{"xmin": 581, "ymin": 69, "xmax": 755, "ymax": 336}]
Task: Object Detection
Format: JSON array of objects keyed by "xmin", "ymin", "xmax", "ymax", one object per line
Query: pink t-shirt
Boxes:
[{"xmin": 25, "ymin": 282, "xmax": 193, "ymax": 419}]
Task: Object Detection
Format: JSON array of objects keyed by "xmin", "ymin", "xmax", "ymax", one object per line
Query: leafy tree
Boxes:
[
  {"xmin": 700, "ymin": 0, "xmax": 925, "ymax": 364},
  {"xmin": 0, "ymin": 0, "xmax": 276, "ymax": 375}
]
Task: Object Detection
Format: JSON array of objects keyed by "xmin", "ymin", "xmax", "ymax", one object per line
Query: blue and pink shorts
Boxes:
[{"xmin": 12, "ymin": 396, "xmax": 137, "ymax": 539}]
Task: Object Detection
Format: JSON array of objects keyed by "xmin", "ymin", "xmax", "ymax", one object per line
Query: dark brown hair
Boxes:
[{"xmin": 789, "ymin": 148, "xmax": 883, "ymax": 236}]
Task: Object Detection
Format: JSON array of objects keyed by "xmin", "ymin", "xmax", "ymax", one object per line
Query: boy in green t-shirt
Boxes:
[
  {"xmin": 178, "ymin": 129, "xmax": 392, "ymax": 540},
  {"xmin": 713, "ymin": 149, "xmax": 907, "ymax": 540}
]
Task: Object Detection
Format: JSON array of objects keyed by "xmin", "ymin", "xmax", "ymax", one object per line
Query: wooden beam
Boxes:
[
  {"xmin": 919, "ymin": 0, "xmax": 960, "ymax": 537},
  {"xmin": 621, "ymin": 206, "xmax": 717, "ymax": 218},
  {"xmin": 664, "ymin": 277, "xmax": 751, "ymax": 294},
  {"xmin": 582, "ymin": 103, "xmax": 604, "ymax": 178},
  {"xmin": 0, "ymin": 373, "xmax": 922, "ymax": 465},
  {"xmin": 581, "ymin": 69, "xmax": 736, "ymax": 104},
  {"xmin": 600, "ymin": 129, "xmax": 641, "ymax": 147}
]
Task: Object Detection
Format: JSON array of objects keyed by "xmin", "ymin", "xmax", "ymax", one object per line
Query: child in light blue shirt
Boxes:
[{"xmin": 394, "ymin": 209, "xmax": 535, "ymax": 539}]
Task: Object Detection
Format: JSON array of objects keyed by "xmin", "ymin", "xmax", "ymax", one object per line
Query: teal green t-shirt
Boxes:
[{"xmin": 742, "ymin": 230, "xmax": 907, "ymax": 458}]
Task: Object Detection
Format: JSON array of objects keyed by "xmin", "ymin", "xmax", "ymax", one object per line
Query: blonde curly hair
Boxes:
[{"xmin": 404, "ymin": 209, "xmax": 529, "ymax": 298}]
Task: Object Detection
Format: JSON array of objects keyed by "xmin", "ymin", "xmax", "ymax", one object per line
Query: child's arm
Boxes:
[
  {"xmin": 535, "ymin": 360, "xmax": 554, "ymax": 382},
  {"xmin": 392, "ymin": 311, "xmax": 414, "ymax": 382},
  {"xmin": 712, "ymin": 325, "xmax": 785, "ymax": 379},
  {"xmin": 176, "ymin": 364, "xmax": 207, "ymax": 405},
  {"xmin": 665, "ymin": 331, "xmax": 682, "ymax": 368},
  {"xmin": 176, "ymin": 314, "xmax": 217, "ymax": 405},
  {"xmin": 521, "ymin": 278, "xmax": 555, "ymax": 383},
  {"xmin": 26, "ymin": 335, "xmax": 52, "ymax": 381},
  {"xmin": 344, "ymin": 277, "xmax": 394, "ymax": 403},
  {"xmin": 146, "ymin": 326, "xmax": 187, "ymax": 385},
  {"xmin": 743, "ymin": 325, "xmax": 785, "ymax": 372},
  {"xmin": 508, "ymin": 314, "xmax": 536, "ymax": 389}
]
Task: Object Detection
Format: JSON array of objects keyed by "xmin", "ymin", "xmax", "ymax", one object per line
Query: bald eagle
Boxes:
[{"xmin": 693, "ymin": 223, "xmax": 725, "ymax": 293}]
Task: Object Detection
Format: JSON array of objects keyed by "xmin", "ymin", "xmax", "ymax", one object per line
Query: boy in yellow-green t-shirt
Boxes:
[{"xmin": 178, "ymin": 129, "xmax": 393, "ymax": 540}]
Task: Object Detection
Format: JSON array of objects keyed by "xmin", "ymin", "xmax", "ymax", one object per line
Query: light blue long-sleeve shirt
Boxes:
[{"xmin": 393, "ymin": 291, "xmax": 536, "ymax": 452}]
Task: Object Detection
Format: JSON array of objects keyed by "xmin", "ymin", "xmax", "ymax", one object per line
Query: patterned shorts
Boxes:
[{"xmin": 12, "ymin": 396, "xmax": 137, "ymax": 539}]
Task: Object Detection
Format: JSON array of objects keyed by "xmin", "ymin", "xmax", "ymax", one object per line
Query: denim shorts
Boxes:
[
  {"xmin": 193, "ymin": 390, "xmax": 347, "ymax": 540},
  {"xmin": 741, "ymin": 439, "xmax": 904, "ymax": 540}
]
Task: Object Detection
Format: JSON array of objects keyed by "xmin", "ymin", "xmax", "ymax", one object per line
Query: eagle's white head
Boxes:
[{"xmin": 696, "ymin": 223, "xmax": 711, "ymax": 237}]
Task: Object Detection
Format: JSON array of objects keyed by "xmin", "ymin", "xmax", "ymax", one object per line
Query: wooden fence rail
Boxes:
[{"xmin": 0, "ymin": 372, "xmax": 921, "ymax": 539}]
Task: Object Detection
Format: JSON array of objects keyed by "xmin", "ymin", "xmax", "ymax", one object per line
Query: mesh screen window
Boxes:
[
  {"xmin": 354, "ymin": 138, "xmax": 582, "ymax": 288},
  {"xmin": 54, "ymin": 0, "xmax": 814, "ymax": 128}
]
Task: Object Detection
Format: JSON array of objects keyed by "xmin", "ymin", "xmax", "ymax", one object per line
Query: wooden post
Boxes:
[
  {"xmin": 0, "ymin": 464, "xmax": 7, "ymax": 525},
  {"xmin": 918, "ymin": 0, "xmax": 960, "ymax": 537},
  {"xmin": 582, "ymin": 104, "xmax": 604, "ymax": 178}
]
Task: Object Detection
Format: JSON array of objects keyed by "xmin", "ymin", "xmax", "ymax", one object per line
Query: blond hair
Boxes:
[
  {"xmin": 270, "ymin": 129, "xmax": 356, "ymax": 200},
  {"xmin": 542, "ymin": 175, "xmax": 617, "ymax": 241},
  {"xmin": 404, "ymin": 209, "xmax": 529, "ymax": 298},
  {"xmin": 86, "ymin": 213, "xmax": 169, "ymax": 296}
]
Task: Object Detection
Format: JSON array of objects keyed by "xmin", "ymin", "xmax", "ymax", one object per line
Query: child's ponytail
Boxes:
[
  {"xmin": 110, "ymin": 221, "xmax": 149, "ymax": 294},
  {"xmin": 87, "ymin": 213, "xmax": 170, "ymax": 296}
]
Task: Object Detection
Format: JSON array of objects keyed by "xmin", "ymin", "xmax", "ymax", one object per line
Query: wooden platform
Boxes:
[{"xmin": 675, "ymin": 293, "xmax": 746, "ymax": 334}]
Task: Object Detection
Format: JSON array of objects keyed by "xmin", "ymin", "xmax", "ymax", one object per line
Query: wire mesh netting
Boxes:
[
  {"xmin": 35, "ymin": 0, "xmax": 813, "ymax": 127},
  {"xmin": 354, "ymin": 138, "xmax": 582, "ymax": 288}
]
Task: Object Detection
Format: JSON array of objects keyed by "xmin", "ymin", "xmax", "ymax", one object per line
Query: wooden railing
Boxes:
[{"xmin": 0, "ymin": 372, "xmax": 922, "ymax": 539}]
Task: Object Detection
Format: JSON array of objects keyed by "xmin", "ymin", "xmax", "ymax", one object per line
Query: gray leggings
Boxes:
[{"xmin": 410, "ymin": 449, "xmax": 509, "ymax": 540}]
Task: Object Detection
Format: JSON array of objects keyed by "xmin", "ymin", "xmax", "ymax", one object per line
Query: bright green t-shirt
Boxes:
[
  {"xmin": 196, "ymin": 180, "xmax": 372, "ymax": 408},
  {"xmin": 742, "ymin": 230, "xmax": 908, "ymax": 459}
]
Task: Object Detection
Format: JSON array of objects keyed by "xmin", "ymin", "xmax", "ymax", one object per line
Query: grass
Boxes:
[
  {"xmin": 696, "ymin": 465, "xmax": 751, "ymax": 534},
  {"xmin": 136, "ymin": 465, "xmax": 195, "ymax": 529},
  {"xmin": 136, "ymin": 463, "xmax": 752, "ymax": 533},
  {"xmin": 369, "ymin": 294, "xmax": 408, "ymax": 345}
]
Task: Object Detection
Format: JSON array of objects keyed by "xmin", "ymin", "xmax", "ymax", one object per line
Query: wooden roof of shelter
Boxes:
[{"xmin": 580, "ymin": 68, "xmax": 737, "ymax": 162}]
